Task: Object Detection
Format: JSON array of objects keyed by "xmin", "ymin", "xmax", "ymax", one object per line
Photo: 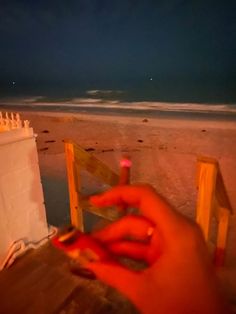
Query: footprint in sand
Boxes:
[{"xmin": 42, "ymin": 130, "xmax": 50, "ymax": 133}]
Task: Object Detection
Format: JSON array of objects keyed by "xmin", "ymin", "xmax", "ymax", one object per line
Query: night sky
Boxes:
[{"xmin": 0, "ymin": 0, "xmax": 235, "ymax": 102}]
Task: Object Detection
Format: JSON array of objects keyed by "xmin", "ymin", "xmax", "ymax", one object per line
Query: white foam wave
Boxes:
[
  {"xmin": 1, "ymin": 97, "xmax": 236, "ymax": 113},
  {"xmin": 86, "ymin": 89, "xmax": 123, "ymax": 96}
]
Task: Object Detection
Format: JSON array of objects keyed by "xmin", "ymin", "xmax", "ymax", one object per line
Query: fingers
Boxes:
[
  {"xmin": 85, "ymin": 261, "xmax": 140, "ymax": 302},
  {"xmin": 107, "ymin": 241, "xmax": 151, "ymax": 264},
  {"xmin": 90, "ymin": 185, "xmax": 179, "ymax": 237},
  {"xmin": 92, "ymin": 214, "xmax": 154, "ymax": 243}
]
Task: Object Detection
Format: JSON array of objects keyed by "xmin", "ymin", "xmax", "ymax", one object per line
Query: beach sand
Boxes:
[{"xmin": 5, "ymin": 109, "xmax": 236, "ymax": 306}]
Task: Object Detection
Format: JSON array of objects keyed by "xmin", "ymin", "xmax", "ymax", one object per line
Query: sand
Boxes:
[{"xmin": 4, "ymin": 109, "xmax": 236, "ymax": 307}]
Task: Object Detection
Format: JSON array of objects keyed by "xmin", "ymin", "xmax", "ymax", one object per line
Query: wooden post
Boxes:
[
  {"xmin": 196, "ymin": 157, "xmax": 232, "ymax": 267},
  {"xmin": 64, "ymin": 140, "xmax": 120, "ymax": 229},
  {"xmin": 196, "ymin": 158, "xmax": 218, "ymax": 241},
  {"xmin": 64, "ymin": 141, "xmax": 83, "ymax": 231},
  {"xmin": 214, "ymin": 207, "xmax": 230, "ymax": 267}
]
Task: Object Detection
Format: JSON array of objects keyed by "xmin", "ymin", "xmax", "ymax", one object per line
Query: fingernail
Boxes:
[{"xmin": 70, "ymin": 266, "xmax": 97, "ymax": 280}]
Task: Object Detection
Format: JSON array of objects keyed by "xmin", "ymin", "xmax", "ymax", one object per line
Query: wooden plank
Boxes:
[
  {"xmin": 31, "ymin": 242, "xmax": 76, "ymax": 270},
  {"xmin": 64, "ymin": 140, "xmax": 119, "ymax": 186},
  {"xmin": 197, "ymin": 156, "xmax": 232, "ymax": 213},
  {"xmin": 196, "ymin": 156, "xmax": 218, "ymax": 188},
  {"xmin": 74, "ymin": 161, "xmax": 84, "ymax": 231},
  {"xmin": 197, "ymin": 156, "xmax": 219, "ymax": 165},
  {"xmin": 0, "ymin": 243, "xmax": 137, "ymax": 314},
  {"xmin": 0, "ymin": 248, "xmax": 79, "ymax": 314},
  {"xmin": 0, "ymin": 250, "xmax": 43, "ymax": 289},
  {"xmin": 64, "ymin": 141, "xmax": 83, "ymax": 230},
  {"xmin": 59, "ymin": 283, "xmax": 137, "ymax": 314},
  {"xmin": 214, "ymin": 207, "xmax": 230, "ymax": 267},
  {"xmin": 196, "ymin": 159, "xmax": 218, "ymax": 241},
  {"xmin": 58, "ymin": 285, "xmax": 111, "ymax": 314},
  {"xmin": 215, "ymin": 171, "xmax": 233, "ymax": 214},
  {"xmin": 64, "ymin": 140, "xmax": 121, "ymax": 230},
  {"xmin": 196, "ymin": 157, "xmax": 232, "ymax": 267},
  {"xmin": 80, "ymin": 197, "xmax": 120, "ymax": 221}
]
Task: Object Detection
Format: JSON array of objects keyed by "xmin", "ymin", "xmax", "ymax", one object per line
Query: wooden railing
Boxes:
[
  {"xmin": 65, "ymin": 142, "xmax": 232, "ymax": 266},
  {"xmin": 196, "ymin": 156, "xmax": 233, "ymax": 266},
  {"xmin": 64, "ymin": 140, "xmax": 126, "ymax": 231}
]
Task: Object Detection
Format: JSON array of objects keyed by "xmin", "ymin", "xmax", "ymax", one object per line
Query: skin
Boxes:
[{"xmin": 85, "ymin": 184, "xmax": 230, "ymax": 314}]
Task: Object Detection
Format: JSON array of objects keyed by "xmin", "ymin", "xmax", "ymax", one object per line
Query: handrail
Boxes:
[
  {"xmin": 65, "ymin": 142, "xmax": 232, "ymax": 266},
  {"xmin": 64, "ymin": 140, "xmax": 124, "ymax": 231},
  {"xmin": 196, "ymin": 156, "xmax": 233, "ymax": 266}
]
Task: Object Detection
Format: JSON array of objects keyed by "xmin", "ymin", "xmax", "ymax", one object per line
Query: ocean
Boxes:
[{"xmin": 0, "ymin": 83, "xmax": 236, "ymax": 121}]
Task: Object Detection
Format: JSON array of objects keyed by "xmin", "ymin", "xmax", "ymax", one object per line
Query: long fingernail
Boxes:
[{"xmin": 70, "ymin": 266, "xmax": 97, "ymax": 280}]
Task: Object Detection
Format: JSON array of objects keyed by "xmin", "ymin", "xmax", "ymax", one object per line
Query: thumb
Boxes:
[{"xmin": 86, "ymin": 261, "xmax": 141, "ymax": 301}]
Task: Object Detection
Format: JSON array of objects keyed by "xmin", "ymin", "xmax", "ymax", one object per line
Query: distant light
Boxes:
[
  {"xmin": 149, "ymin": 77, "xmax": 153, "ymax": 81},
  {"xmin": 12, "ymin": 81, "xmax": 16, "ymax": 85}
]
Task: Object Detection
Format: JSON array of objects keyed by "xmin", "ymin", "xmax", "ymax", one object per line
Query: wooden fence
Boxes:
[{"xmin": 64, "ymin": 140, "xmax": 129, "ymax": 231}]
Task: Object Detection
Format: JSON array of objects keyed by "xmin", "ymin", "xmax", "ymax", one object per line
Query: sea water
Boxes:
[{"xmin": 0, "ymin": 82, "xmax": 236, "ymax": 120}]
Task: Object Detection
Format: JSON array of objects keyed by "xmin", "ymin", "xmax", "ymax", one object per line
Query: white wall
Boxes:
[{"xmin": 0, "ymin": 114, "xmax": 49, "ymax": 266}]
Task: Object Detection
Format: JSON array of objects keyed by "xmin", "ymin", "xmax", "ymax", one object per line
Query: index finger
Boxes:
[
  {"xmin": 90, "ymin": 184, "xmax": 180, "ymax": 237},
  {"xmin": 92, "ymin": 214, "xmax": 154, "ymax": 243}
]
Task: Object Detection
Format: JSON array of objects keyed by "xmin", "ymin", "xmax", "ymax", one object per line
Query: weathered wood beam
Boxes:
[
  {"xmin": 65, "ymin": 139, "xmax": 119, "ymax": 186},
  {"xmin": 64, "ymin": 140, "xmax": 123, "ymax": 230},
  {"xmin": 214, "ymin": 207, "xmax": 230, "ymax": 267},
  {"xmin": 64, "ymin": 141, "xmax": 84, "ymax": 230},
  {"xmin": 80, "ymin": 197, "xmax": 120, "ymax": 221},
  {"xmin": 196, "ymin": 157, "xmax": 218, "ymax": 241},
  {"xmin": 196, "ymin": 156, "xmax": 233, "ymax": 267}
]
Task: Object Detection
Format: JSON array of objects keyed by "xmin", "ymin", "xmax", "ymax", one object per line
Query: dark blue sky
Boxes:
[{"xmin": 0, "ymin": 0, "xmax": 235, "ymax": 102}]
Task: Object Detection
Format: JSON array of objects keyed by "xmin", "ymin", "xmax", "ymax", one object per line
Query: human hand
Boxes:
[{"xmin": 86, "ymin": 185, "xmax": 229, "ymax": 314}]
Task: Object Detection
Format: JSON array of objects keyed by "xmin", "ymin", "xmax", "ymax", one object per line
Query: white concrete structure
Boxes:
[{"xmin": 0, "ymin": 112, "xmax": 50, "ymax": 269}]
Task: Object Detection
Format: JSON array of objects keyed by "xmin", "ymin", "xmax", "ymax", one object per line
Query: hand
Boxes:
[{"xmin": 86, "ymin": 185, "xmax": 229, "ymax": 314}]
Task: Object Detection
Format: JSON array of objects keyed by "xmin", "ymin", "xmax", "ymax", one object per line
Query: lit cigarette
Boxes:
[{"xmin": 119, "ymin": 157, "xmax": 132, "ymax": 185}]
